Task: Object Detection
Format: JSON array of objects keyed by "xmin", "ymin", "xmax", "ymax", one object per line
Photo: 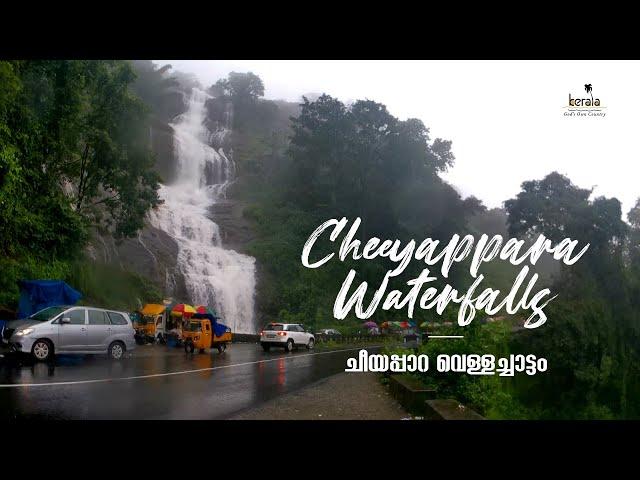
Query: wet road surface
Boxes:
[{"xmin": 0, "ymin": 343, "xmax": 379, "ymax": 420}]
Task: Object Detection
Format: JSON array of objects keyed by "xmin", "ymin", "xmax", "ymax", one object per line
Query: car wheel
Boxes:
[
  {"xmin": 284, "ymin": 339, "xmax": 294, "ymax": 352},
  {"xmin": 306, "ymin": 338, "xmax": 315, "ymax": 350},
  {"xmin": 199, "ymin": 348, "xmax": 205, "ymax": 354},
  {"xmin": 184, "ymin": 341, "xmax": 195, "ymax": 354},
  {"xmin": 32, "ymin": 339, "xmax": 52, "ymax": 362},
  {"xmin": 108, "ymin": 341, "xmax": 125, "ymax": 360},
  {"xmin": 217, "ymin": 343, "xmax": 227, "ymax": 353},
  {"xmin": 262, "ymin": 344, "xmax": 271, "ymax": 352}
]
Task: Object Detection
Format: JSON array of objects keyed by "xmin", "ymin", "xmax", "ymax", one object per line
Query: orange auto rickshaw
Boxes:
[
  {"xmin": 182, "ymin": 312, "xmax": 232, "ymax": 354},
  {"xmin": 134, "ymin": 303, "xmax": 168, "ymax": 344}
]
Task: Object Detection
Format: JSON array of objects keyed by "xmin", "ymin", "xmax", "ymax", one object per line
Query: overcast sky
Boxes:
[{"xmin": 158, "ymin": 60, "xmax": 640, "ymax": 219}]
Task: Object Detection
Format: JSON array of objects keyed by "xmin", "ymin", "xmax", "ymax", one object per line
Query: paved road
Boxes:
[{"xmin": 0, "ymin": 343, "xmax": 378, "ymax": 420}]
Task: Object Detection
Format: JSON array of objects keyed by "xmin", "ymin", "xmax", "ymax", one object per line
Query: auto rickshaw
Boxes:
[
  {"xmin": 134, "ymin": 303, "xmax": 168, "ymax": 345},
  {"xmin": 182, "ymin": 312, "xmax": 232, "ymax": 354}
]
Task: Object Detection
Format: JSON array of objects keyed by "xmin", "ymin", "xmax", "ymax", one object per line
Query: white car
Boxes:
[{"xmin": 260, "ymin": 323, "xmax": 315, "ymax": 352}]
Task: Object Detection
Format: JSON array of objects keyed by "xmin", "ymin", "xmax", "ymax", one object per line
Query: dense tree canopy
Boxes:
[
  {"xmin": 0, "ymin": 60, "xmax": 162, "ymax": 309},
  {"xmin": 213, "ymin": 71, "xmax": 265, "ymax": 102},
  {"xmin": 129, "ymin": 60, "xmax": 183, "ymax": 123},
  {"xmin": 286, "ymin": 94, "xmax": 467, "ymax": 239},
  {"xmin": 503, "ymin": 172, "xmax": 640, "ymax": 418}
]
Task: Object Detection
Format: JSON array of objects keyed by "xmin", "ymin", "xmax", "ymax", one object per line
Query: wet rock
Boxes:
[
  {"xmin": 150, "ymin": 117, "xmax": 176, "ymax": 185},
  {"xmin": 208, "ymin": 200, "xmax": 255, "ymax": 253},
  {"xmin": 86, "ymin": 222, "xmax": 188, "ymax": 302}
]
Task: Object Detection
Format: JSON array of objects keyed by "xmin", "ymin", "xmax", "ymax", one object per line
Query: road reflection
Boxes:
[
  {"xmin": 277, "ymin": 357, "xmax": 286, "ymax": 388},
  {"xmin": 0, "ymin": 344, "xmax": 372, "ymax": 419}
]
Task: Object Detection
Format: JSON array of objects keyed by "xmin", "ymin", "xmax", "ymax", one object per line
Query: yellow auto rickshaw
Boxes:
[
  {"xmin": 134, "ymin": 303, "xmax": 168, "ymax": 344},
  {"xmin": 182, "ymin": 313, "xmax": 232, "ymax": 354}
]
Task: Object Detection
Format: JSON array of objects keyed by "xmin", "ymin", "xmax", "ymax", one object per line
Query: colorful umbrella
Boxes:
[
  {"xmin": 195, "ymin": 305, "xmax": 221, "ymax": 320},
  {"xmin": 381, "ymin": 321, "xmax": 390, "ymax": 329},
  {"xmin": 420, "ymin": 321, "xmax": 429, "ymax": 328},
  {"xmin": 170, "ymin": 303, "xmax": 196, "ymax": 317},
  {"xmin": 408, "ymin": 321, "xmax": 416, "ymax": 328},
  {"xmin": 398, "ymin": 321, "xmax": 411, "ymax": 329},
  {"xmin": 363, "ymin": 321, "xmax": 377, "ymax": 329}
]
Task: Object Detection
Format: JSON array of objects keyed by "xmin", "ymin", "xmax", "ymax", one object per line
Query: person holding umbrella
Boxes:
[{"xmin": 362, "ymin": 320, "xmax": 379, "ymax": 335}]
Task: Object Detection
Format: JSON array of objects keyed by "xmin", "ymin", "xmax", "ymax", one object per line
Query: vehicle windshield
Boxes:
[
  {"xmin": 186, "ymin": 322, "xmax": 202, "ymax": 332},
  {"xmin": 140, "ymin": 315, "xmax": 155, "ymax": 325},
  {"xmin": 265, "ymin": 324, "xmax": 283, "ymax": 331},
  {"xmin": 28, "ymin": 306, "xmax": 67, "ymax": 322}
]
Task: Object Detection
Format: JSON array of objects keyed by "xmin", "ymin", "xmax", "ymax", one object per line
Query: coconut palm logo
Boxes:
[{"xmin": 584, "ymin": 84, "xmax": 593, "ymax": 104}]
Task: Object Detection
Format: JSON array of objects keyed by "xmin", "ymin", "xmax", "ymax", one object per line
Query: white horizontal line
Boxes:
[{"xmin": 0, "ymin": 346, "xmax": 382, "ymax": 389}]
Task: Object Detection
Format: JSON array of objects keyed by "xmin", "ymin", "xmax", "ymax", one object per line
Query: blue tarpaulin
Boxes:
[
  {"xmin": 17, "ymin": 280, "xmax": 82, "ymax": 319},
  {"xmin": 192, "ymin": 312, "xmax": 229, "ymax": 337}
]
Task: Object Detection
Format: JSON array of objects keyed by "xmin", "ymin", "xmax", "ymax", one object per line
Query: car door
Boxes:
[
  {"xmin": 292, "ymin": 325, "xmax": 304, "ymax": 345},
  {"xmin": 284, "ymin": 325, "xmax": 296, "ymax": 344},
  {"xmin": 57, "ymin": 308, "xmax": 88, "ymax": 351},
  {"xmin": 203, "ymin": 321, "xmax": 212, "ymax": 347},
  {"xmin": 299, "ymin": 325, "xmax": 311, "ymax": 343},
  {"xmin": 87, "ymin": 309, "xmax": 112, "ymax": 351},
  {"xmin": 106, "ymin": 311, "xmax": 131, "ymax": 341}
]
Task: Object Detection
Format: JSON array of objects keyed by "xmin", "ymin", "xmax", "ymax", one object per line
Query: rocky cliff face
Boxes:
[
  {"xmin": 203, "ymin": 96, "xmax": 255, "ymax": 253},
  {"xmin": 84, "ymin": 100, "xmax": 188, "ymax": 301},
  {"xmin": 85, "ymin": 222, "xmax": 189, "ymax": 303},
  {"xmin": 150, "ymin": 116, "xmax": 176, "ymax": 185}
]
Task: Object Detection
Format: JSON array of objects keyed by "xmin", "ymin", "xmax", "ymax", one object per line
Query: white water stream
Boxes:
[{"xmin": 148, "ymin": 88, "xmax": 256, "ymax": 333}]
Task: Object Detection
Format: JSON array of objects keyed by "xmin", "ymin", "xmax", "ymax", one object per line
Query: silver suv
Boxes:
[{"xmin": 2, "ymin": 305, "xmax": 136, "ymax": 361}]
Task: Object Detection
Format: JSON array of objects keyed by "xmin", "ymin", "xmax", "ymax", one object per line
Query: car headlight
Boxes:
[{"xmin": 15, "ymin": 328, "xmax": 34, "ymax": 336}]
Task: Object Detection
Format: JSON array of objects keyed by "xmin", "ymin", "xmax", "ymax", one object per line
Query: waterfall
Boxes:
[{"xmin": 148, "ymin": 88, "xmax": 257, "ymax": 334}]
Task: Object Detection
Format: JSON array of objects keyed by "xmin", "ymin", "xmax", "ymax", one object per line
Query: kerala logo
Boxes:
[
  {"xmin": 568, "ymin": 84, "xmax": 601, "ymax": 107},
  {"xmin": 564, "ymin": 84, "xmax": 606, "ymax": 117}
]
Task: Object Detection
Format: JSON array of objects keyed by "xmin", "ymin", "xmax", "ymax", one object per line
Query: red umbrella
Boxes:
[{"xmin": 195, "ymin": 305, "xmax": 209, "ymax": 314}]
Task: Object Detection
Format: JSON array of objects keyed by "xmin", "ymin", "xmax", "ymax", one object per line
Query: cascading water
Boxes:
[{"xmin": 148, "ymin": 88, "xmax": 257, "ymax": 334}]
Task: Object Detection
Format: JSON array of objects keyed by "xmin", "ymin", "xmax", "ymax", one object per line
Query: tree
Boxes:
[
  {"xmin": 504, "ymin": 172, "xmax": 627, "ymax": 259},
  {"xmin": 627, "ymin": 198, "xmax": 640, "ymax": 270},
  {"xmin": 585, "ymin": 84, "xmax": 593, "ymax": 104},
  {"xmin": 628, "ymin": 197, "xmax": 640, "ymax": 229},
  {"xmin": 503, "ymin": 172, "xmax": 640, "ymax": 419},
  {"xmin": 287, "ymin": 94, "xmax": 466, "ymax": 239},
  {"xmin": 68, "ymin": 61, "xmax": 161, "ymax": 238},
  {"xmin": 214, "ymin": 71, "xmax": 265, "ymax": 102},
  {"xmin": 130, "ymin": 60, "xmax": 182, "ymax": 123},
  {"xmin": 0, "ymin": 61, "xmax": 21, "ymax": 189},
  {"xmin": 0, "ymin": 60, "xmax": 161, "ymax": 260}
]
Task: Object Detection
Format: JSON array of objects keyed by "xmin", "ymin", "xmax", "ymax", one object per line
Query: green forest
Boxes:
[
  {"xmin": 0, "ymin": 60, "xmax": 165, "ymax": 312},
  {"xmin": 2, "ymin": 60, "xmax": 640, "ymax": 418}
]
